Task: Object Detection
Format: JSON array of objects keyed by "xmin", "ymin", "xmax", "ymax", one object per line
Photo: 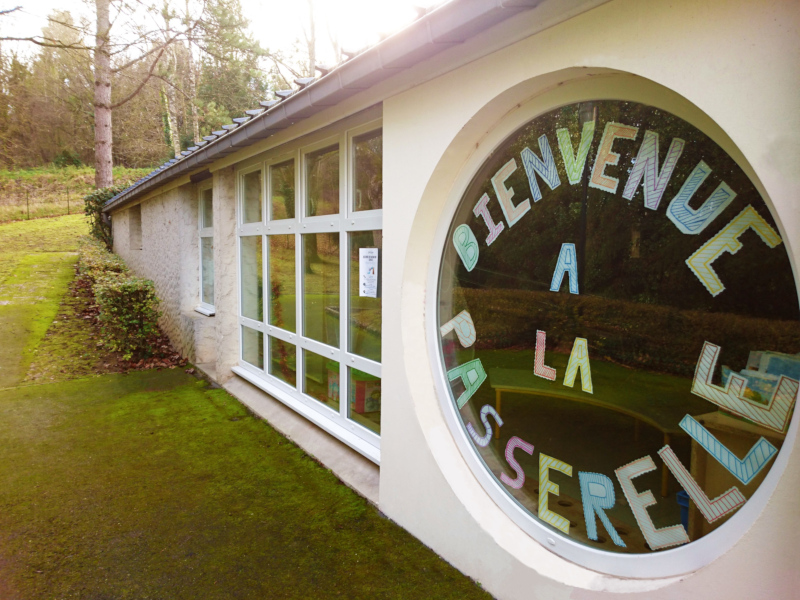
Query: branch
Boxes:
[
  {"xmin": 0, "ymin": 7, "xmax": 21, "ymax": 17},
  {"xmin": 109, "ymin": 44, "xmax": 166, "ymax": 109},
  {"xmin": 0, "ymin": 35, "xmax": 90, "ymax": 50}
]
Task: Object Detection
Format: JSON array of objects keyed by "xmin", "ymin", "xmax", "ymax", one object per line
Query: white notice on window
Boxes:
[{"xmin": 359, "ymin": 248, "xmax": 379, "ymax": 298}]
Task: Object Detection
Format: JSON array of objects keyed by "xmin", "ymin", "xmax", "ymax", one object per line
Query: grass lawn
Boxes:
[{"xmin": 0, "ymin": 214, "xmax": 490, "ymax": 598}]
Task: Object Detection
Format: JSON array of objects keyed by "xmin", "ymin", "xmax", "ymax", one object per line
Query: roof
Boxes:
[{"xmin": 103, "ymin": 0, "xmax": 544, "ymax": 214}]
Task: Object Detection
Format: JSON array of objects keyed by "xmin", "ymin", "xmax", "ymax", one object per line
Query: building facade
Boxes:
[{"xmin": 105, "ymin": 0, "xmax": 800, "ymax": 597}]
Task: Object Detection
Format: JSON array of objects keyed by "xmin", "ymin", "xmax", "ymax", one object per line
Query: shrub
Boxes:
[
  {"xmin": 77, "ymin": 237, "xmax": 161, "ymax": 360},
  {"xmin": 83, "ymin": 183, "xmax": 129, "ymax": 251},
  {"xmin": 94, "ymin": 276, "xmax": 161, "ymax": 360},
  {"xmin": 78, "ymin": 236, "xmax": 128, "ymax": 283}
]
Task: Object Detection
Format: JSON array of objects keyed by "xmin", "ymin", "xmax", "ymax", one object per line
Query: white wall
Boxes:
[
  {"xmin": 112, "ymin": 184, "xmax": 216, "ymax": 364},
  {"xmin": 380, "ymin": 0, "xmax": 800, "ymax": 597}
]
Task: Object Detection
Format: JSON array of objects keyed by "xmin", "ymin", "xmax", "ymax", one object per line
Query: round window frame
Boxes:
[{"xmin": 425, "ymin": 77, "xmax": 800, "ymax": 580}]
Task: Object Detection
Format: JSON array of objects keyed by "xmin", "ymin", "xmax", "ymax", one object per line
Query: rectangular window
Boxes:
[
  {"xmin": 129, "ymin": 204, "xmax": 142, "ymax": 250},
  {"xmin": 197, "ymin": 184, "xmax": 215, "ymax": 315},
  {"xmin": 235, "ymin": 121, "xmax": 383, "ymax": 460}
]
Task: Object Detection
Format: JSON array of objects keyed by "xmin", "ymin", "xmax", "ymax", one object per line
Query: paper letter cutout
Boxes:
[
  {"xmin": 563, "ymin": 337, "xmax": 593, "ymax": 394},
  {"xmin": 557, "ymin": 121, "xmax": 596, "ymax": 185},
  {"xmin": 686, "ymin": 205, "xmax": 782, "ymax": 297},
  {"xmin": 691, "ymin": 342, "xmax": 798, "ymax": 433},
  {"xmin": 667, "ymin": 161, "xmax": 736, "ymax": 234},
  {"xmin": 679, "ymin": 414, "xmax": 778, "ymax": 484},
  {"xmin": 500, "ymin": 436, "xmax": 534, "ymax": 489},
  {"xmin": 538, "ymin": 453, "xmax": 573, "ymax": 534},
  {"xmin": 520, "ymin": 134, "xmax": 561, "ymax": 202},
  {"xmin": 534, "ymin": 330, "xmax": 556, "ymax": 381},
  {"xmin": 447, "ymin": 359, "xmax": 487, "ymax": 409},
  {"xmin": 622, "ymin": 131, "xmax": 685, "ymax": 210},
  {"xmin": 550, "ymin": 243, "xmax": 579, "ymax": 294},
  {"xmin": 453, "ymin": 224, "xmax": 479, "ymax": 272},
  {"xmin": 467, "ymin": 405, "xmax": 504, "ymax": 447},
  {"xmin": 589, "ymin": 122, "xmax": 638, "ymax": 194},
  {"xmin": 658, "ymin": 445, "xmax": 745, "ymax": 523},
  {"xmin": 492, "ymin": 158, "xmax": 530, "ymax": 227},
  {"xmin": 440, "ymin": 310, "xmax": 477, "ymax": 348},
  {"xmin": 578, "ymin": 472, "xmax": 625, "ymax": 547},
  {"xmin": 615, "ymin": 456, "xmax": 689, "ymax": 550},
  {"xmin": 473, "ymin": 193, "xmax": 505, "ymax": 245}
]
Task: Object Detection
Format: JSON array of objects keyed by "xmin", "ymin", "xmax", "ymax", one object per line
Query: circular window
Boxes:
[{"xmin": 437, "ymin": 100, "xmax": 799, "ymax": 557}]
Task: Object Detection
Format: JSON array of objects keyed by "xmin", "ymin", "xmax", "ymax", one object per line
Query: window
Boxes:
[
  {"xmin": 129, "ymin": 204, "xmax": 142, "ymax": 250},
  {"xmin": 196, "ymin": 183, "xmax": 215, "ymax": 316},
  {"xmin": 235, "ymin": 121, "xmax": 383, "ymax": 459},
  {"xmin": 436, "ymin": 101, "xmax": 798, "ymax": 567}
]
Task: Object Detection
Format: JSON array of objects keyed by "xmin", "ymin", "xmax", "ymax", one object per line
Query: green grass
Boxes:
[
  {"xmin": 0, "ymin": 370, "xmax": 490, "ymax": 599},
  {"xmin": 0, "ymin": 166, "xmax": 151, "ymax": 222},
  {"xmin": 0, "ymin": 201, "xmax": 489, "ymax": 599}
]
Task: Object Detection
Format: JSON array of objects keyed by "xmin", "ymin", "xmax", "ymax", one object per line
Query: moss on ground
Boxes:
[
  {"xmin": 0, "ymin": 253, "xmax": 77, "ymax": 387},
  {"xmin": 0, "ymin": 370, "xmax": 490, "ymax": 599},
  {"xmin": 0, "ymin": 214, "xmax": 87, "ymax": 254}
]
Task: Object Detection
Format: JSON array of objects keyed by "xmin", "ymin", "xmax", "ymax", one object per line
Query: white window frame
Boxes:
[
  {"xmin": 196, "ymin": 181, "xmax": 215, "ymax": 316},
  {"xmin": 233, "ymin": 118, "xmax": 383, "ymax": 464}
]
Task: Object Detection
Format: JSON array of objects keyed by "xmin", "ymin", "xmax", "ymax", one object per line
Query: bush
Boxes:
[
  {"xmin": 78, "ymin": 237, "xmax": 160, "ymax": 360},
  {"xmin": 84, "ymin": 183, "xmax": 129, "ymax": 251},
  {"xmin": 78, "ymin": 236, "xmax": 129, "ymax": 282},
  {"xmin": 94, "ymin": 276, "xmax": 161, "ymax": 360}
]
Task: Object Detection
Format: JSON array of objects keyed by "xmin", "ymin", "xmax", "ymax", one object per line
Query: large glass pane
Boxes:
[
  {"xmin": 306, "ymin": 145, "xmax": 339, "ymax": 216},
  {"xmin": 437, "ymin": 100, "xmax": 800, "ymax": 555},
  {"xmin": 240, "ymin": 235, "xmax": 263, "ymax": 322},
  {"xmin": 270, "ymin": 160, "xmax": 295, "ymax": 220},
  {"xmin": 201, "ymin": 187, "xmax": 213, "ymax": 228},
  {"xmin": 303, "ymin": 232, "xmax": 339, "ymax": 347},
  {"xmin": 201, "ymin": 237, "xmax": 214, "ymax": 306},
  {"xmin": 349, "ymin": 231, "xmax": 381, "ymax": 362},
  {"xmin": 242, "ymin": 170, "xmax": 262, "ymax": 223},
  {"xmin": 348, "ymin": 368, "xmax": 380, "ymax": 434},
  {"xmin": 353, "ymin": 130, "xmax": 382, "ymax": 211},
  {"xmin": 241, "ymin": 326, "xmax": 264, "ymax": 369},
  {"xmin": 303, "ymin": 349, "xmax": 339, "ymax": 412},
  {"xmin": 269, "ymin": 235, "xmax": 296, "ymax": 332},
  {"xmin": 269, "ymin": 336, "xmax": 296, "ymax": 387}
]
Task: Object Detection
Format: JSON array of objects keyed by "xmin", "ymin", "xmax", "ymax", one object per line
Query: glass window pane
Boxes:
[
  {"xmin": 269, "ymin": 235, "xmax": 296, "ymax": 332},
  {"xmin": 349, "ymin": 231, "xmax": 381, "ymax": 362},
  {"xmin": 201, "ymin": 187, "xmax": 213, "ymax": 228},
  {"xmin": 270, "ymin": 160, "xmax": 295, "ymax": 220},
  {"xmin": 306, "ymin": 145, "xmax": 339, "ymax": 216},
  {"xmin": 242, "ymin": 326, "xmax": 264, "ymax": 369},
  {"xmin": 348, "ymin": 368, "xmax": 380, "ymax": 434},
  {"xmin": 437, "ymin": 99, "xmax": 800, "ymax": 555},
  {"xmin": 303, "ymin": 233, "xmax": 339, "ymax": 347},
  {"xmin": 242, "ymin": 170, "xmax": 262, "ymax": 223},
  {"xmin": 353, "ymin": 130, "xmax": 382, "ymax": 212},
  {"xmin": 240, "ymin": 235, "xmax": 263, "ymax": 322},
  {"xmin": 303, "ymin": 349, "xmax": 339, "ymax": 411},
  {"xmin": 269, "ymin": 336, "xmax": 296, "ymax": 387},
  {"xmin": 201, "ymin": 237, "xmax": 214, "ymax": 305}
]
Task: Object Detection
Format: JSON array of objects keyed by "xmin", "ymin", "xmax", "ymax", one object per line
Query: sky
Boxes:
[{"xmin": 0, "ymin": 0, "xmax": 442, "ymax": 68}]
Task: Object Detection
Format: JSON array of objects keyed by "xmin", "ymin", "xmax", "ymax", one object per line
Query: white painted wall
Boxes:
[
  {"xmin": 112, "ymin": 185, "xmax": 216, "ymax": 364},
  {"xmin": 380, "ymin": 0, "xmax": 800, "ymax": 597}
]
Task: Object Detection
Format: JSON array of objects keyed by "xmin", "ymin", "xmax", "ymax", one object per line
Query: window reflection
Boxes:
[
  {"xmin": 303, "ymin": 232, "xmax": 339, "ymax": 347},
  {"xmin": 269, "ymin": 235, "xmax": 295, "ymax": 332},
  {"xmin": 353, "ymin": 131, "xmax": 382, "ymax": 212},
  {"xmin": 240, "ymin": 236, "xmax": 263, "ymax": 322},
  {"xmin": 270, "ymin": 160, "xmax": 295, "ymax": 220},
  {"xmin": 242, "ymin": 170, "xmax": 262, "ymax": 223},
  {"xmin": 349, "ymin": 231, "xmax": 381, "ymax": 362},
  {"xmin": 306, "ymin": 145, "xmax": 339, "ymax": 216}
]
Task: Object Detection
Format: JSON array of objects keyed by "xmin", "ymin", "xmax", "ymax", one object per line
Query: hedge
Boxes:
[{"xmin": 78, "ymin": 237, "xmax": 161, "ymax": 360}]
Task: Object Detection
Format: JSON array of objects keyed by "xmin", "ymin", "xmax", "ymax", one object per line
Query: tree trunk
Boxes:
[
  {"xmin": 305, "ymin": 0, "xmax": 316, "ymax": 76},
  {"xmin": 94, "ymin": 0, "xmax": 113, "ymax": 188},
  {"xmin": 185, "ymin": 0, "xmax": 200, "ymax": 144},
  {"xmin": 163, "ymin": 46, "xmax": 181, "ymax": 157}
]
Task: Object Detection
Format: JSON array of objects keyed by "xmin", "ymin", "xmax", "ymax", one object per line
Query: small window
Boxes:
[
  {"xmin": 197, "ymin": 184, "xmax": 215, "ymax": 315},
  {"xmin": 129, "ymin": 204, "xmax": 142, "ymax": 250}
]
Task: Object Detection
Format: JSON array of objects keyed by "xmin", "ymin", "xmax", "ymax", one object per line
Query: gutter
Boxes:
[{"xmin": 103, "ymin": 0, "xmax": 544, "ymax": 214}]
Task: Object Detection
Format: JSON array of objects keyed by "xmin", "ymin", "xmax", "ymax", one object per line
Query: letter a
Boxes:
[
  {"xmin": 563, "ymin": 337, "xmax": 593, "ymax": 394},
  {"xmin": 550, "ymin": 243, "xmax": 579, "ymax": 294}
]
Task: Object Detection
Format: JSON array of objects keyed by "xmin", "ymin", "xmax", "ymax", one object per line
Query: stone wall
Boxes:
[{"xmin": 112, "ymin": 185, "xmax": 216, "ymax": 364}]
